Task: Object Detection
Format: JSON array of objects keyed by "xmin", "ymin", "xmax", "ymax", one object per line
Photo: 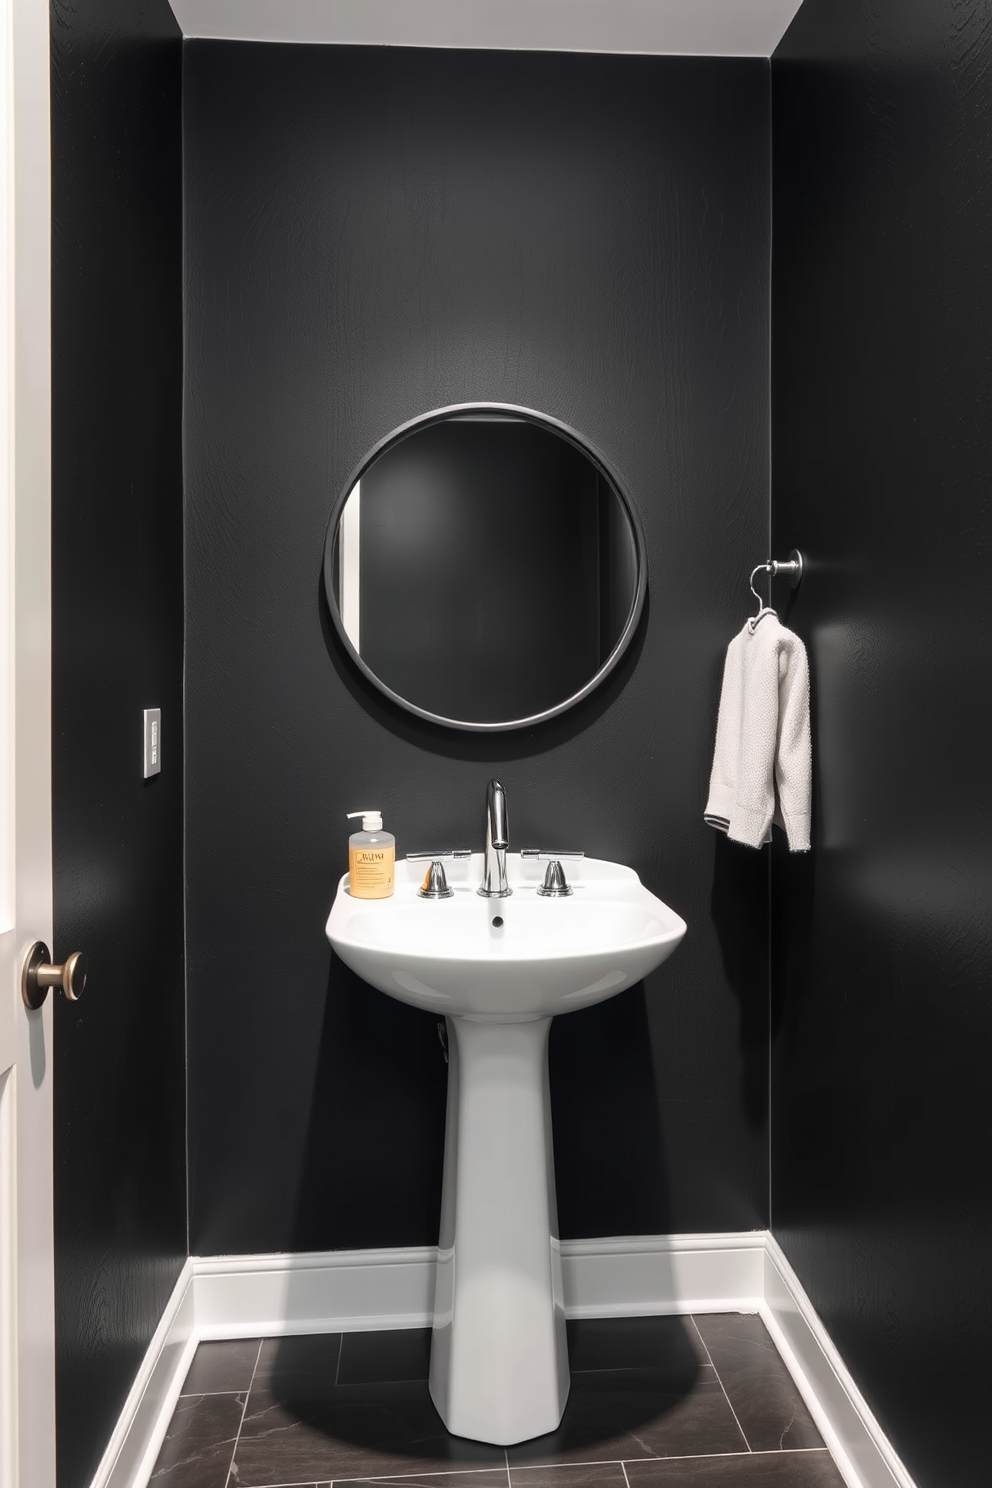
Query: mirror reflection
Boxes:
[{"xmin": 325, "ymin": 409, "xmax": 644, "ymax": 729}]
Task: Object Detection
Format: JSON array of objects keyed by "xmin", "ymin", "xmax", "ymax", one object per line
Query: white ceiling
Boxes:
[{"xmin": 166, "ymin": 0, "xmax": 805, "ymax": 58}]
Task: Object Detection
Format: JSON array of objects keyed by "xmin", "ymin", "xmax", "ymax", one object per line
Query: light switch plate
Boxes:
[{"xmin": 143, "ymin": 708, "xmax": 161, "ymax": 778}]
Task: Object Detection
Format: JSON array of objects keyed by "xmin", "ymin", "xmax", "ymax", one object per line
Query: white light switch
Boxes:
[{"xmin": 143, "ymin": 708, "xmax": 161, "ymax": 778}]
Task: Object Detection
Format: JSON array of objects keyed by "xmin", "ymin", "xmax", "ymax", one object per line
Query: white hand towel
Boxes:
[{"xmin": 704, "ymin": 616, "xmax": 811, "ymax": 852}]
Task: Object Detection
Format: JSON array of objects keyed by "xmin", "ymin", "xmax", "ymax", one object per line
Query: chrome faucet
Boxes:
[{"xmin": 479, "ymin": 778, "xmax": 511, "ymax": 898}]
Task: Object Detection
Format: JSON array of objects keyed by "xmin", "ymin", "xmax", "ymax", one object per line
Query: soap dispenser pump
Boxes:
[{"xmin": 346, "ymin": 810, "xmax": 395, "ymax": 899}]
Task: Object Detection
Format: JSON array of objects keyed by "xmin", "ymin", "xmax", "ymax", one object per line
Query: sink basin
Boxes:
[
  {"xmin": 326, "ymin": 852, "xmax": 686, "ymax": 1020},
  {"xmin": 325, "ymin": 851, "xmax": 687, "ymax": 1447}
]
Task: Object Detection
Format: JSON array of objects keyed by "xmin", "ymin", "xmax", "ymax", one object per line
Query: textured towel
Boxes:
[{"xmin": 705, "ymin": 616, "xmax": 811, "ymax": 852}]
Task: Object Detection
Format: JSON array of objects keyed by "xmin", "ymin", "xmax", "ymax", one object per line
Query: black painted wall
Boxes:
[
  {"xmin": 771, "ymin": 3, "xmax": 992, "ymax": 1487},
  {"xmin": 51, "ymin": 4, "xmax": 185, "ymax": 1486},
  {"xmin": 184, "ymin": 44, "xmax": 772, "ymax": 1256}
]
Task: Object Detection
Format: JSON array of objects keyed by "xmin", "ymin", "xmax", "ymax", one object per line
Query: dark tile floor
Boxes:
[{"xmin": 152, "ymin": 1314, "xmax": 846, "ymax": 1488}]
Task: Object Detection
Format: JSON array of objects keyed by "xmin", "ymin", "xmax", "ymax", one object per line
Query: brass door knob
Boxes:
[{"xmin": 21, "ymin": 942, "xmax": 87, "ymax": 1010}]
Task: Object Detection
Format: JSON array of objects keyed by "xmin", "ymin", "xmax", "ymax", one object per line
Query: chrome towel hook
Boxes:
[
  {"xmin": 771, "ymin": 549, "xmax": 804, "ymax": 587},
  {"xmin": 748, "ymin": 549, "xmax": 804, "ymax": 631},
  {"xmin": 750, "ymin": 549, "xmax": 803, "ymax": 598}
]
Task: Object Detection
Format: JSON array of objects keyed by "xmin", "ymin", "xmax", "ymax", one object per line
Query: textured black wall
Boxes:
[
  {"xmin": 771, "ymin": 4, "xmax": 992, "ymax": 1486},
  {"xmin": 51, "ymin": 3, "xmax": 185, "ymax": 1486},
  {"xmin": 184, "ymin": 43, "xmax": 772, "ymax": 1256}
]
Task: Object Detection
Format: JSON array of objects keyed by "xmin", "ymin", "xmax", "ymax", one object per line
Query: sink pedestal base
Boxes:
[{"xmin": 429, "ymin": 1014, "xmax": 569, "ymax": 1445}]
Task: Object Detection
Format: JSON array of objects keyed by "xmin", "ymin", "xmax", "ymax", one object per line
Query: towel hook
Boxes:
[
  {"xmin": 749, "ymin": 563, "xmax": 771, "ymax": 609},
  {"xmin": 748, "ymin": 549, "xmax": 804, "ymax": 631}
]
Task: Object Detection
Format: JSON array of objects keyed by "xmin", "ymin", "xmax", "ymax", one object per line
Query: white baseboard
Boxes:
[
  {"xmin": 760, "ymin": 1236, "xmax": 916, "ymax": 1488},
  {"xmin": 191, "ymin": 1230, "xmax": 767, "ymax": 1339},
  {"xmin": 91, "ymin": 1232, "xmax": 918, "ymax": 1488},
  {"xmin": 89, "ymin": 1259, "xmax": 196, "ymax": 1488},
  {"xmin": 193, "ymin": 1244, "xmax": 439, "ymax": 1337},
  {"xmin": 561, "ymin": 1231, "xmax": 765, "ymax": 1318}
]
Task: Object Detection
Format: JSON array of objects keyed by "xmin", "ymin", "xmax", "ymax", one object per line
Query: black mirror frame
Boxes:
[{"xmin": 322, "ymin": 402, "xmax": 648, "ymax": 732}]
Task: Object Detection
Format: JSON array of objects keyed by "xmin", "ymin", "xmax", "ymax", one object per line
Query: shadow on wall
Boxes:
[
  {"xmin": 286, "ymin": 961, "xmax": 673, "ymax": 1248},
  {"xmin": 550, "ymin": 985, "xmax": 673, "ymax": 1239},
  {"xmin": 710, "ymin": 833, "xmax": 771, "ymax": 1131},
  {"xmin": 290, "ymin": 956, "xmax": 449, "ymax": 1251},
  {"xmin": 770, "ymin": 824, "xmax": 816, "ymax": 1063},
  {"xmin": 769, "ymin": 625, "xmax": 818, "ymax": 1065}
]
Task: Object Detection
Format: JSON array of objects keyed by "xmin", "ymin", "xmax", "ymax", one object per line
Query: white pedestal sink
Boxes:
[{"xmin": 326, "ymin": 852, "xmax": 686, "ymax": 1445}]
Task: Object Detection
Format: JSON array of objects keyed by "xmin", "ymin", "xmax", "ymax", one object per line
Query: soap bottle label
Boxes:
[{"xmin": 349, "ymin": 844, "xmax": 395, "ymax": 899}]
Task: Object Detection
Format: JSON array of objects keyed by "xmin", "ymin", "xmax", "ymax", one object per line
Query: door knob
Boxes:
[{"xmin": 21, "ymin": 942, "xmax": 87, "ymax": 1009}]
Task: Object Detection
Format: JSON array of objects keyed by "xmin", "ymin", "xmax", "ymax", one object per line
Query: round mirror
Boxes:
[{"xmin": 323, "ymin": 404, "xmax": 646, "ymax": 731}]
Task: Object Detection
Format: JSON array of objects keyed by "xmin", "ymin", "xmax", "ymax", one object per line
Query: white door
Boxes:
[{"xmin": 0, "ymin": 1, "xmax": 55, "ymax": 1485}]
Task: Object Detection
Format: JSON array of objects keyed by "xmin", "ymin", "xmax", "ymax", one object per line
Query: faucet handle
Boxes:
[
  {"xmin": 537, "ymin": 860, "xmax": 574, "ymax": 898},
  {"xmin": 417, "ymin": 862, "xmax": 454, "ymax": 900},
  {"xmin": 520, "ymin": 849, "xmax": 584, "ymax": 860},
  {"xmin": 520, "ymin": 850, "xmax": 584, "ymax": 898},
  {"xmin": 407, "ymin": 850, "xmax": 471, "ymax": 901},
  {"xmin": 407, "ymin": 849, "xmax": 472, "ymax": 860}
]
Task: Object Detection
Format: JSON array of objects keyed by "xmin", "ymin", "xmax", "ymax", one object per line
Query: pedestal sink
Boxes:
[{"xmin": 326, "ymin": 852, "xmax": 686, "ymax": 1445}]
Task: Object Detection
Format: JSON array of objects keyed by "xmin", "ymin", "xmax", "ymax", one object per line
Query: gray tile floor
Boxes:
[{"xmin": 151, "ymin": 1315, "xmax": 847, "ymax": 1488}]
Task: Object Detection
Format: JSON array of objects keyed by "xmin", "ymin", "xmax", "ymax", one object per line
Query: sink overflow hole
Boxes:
[{"xmin": 492, "ymin": 915, "xmax": 504, "ymax": 928}]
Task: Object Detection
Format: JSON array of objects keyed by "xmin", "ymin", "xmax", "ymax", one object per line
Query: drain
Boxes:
[{"xmin": 492, "ymin": 915, "xmax": 504, "ymax": 928}]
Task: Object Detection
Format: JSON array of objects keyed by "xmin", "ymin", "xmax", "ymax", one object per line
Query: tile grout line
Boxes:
[
  {"xmin": 688, "ymin": 1316, "xmax": 752, "ymax": 1455},
  {"xmin": 329, "ymin": 1468, "xmax": 511, "ymax": 1485},
  {"xmin": 223, "ymin": 1336, "xmax": 263, "ymax": 1488},
  {"xmin": 335, "ymin": 1330, "xmax": 344, "ymax": 1387},
  {"xmin": 179, "ymin": 1387, "xmax": 254, "ymax": 1399},
  {"xmin": 504, "ymin": 1446, "xmax": 511, "ymax": 1488},
  {"xmin": 511, "ymin": 1452, "xmax": 832, "ymax": 1480},
  {"xmin": 331, "ymin": 1472, "xmax": 516, "ymax": 1484},
  {"xmin": 614, "ymin": 1451, "xmax": 831, "ymax": 1477},
  {"xmin": 507, "ymin": 1462, "xmax": 640, "ymax": 1477},
  {"xmin": 620, "ymin": 1461, "xmax": 632, "ymax": 1488},
  {"xmin": 313, "ymin": 1452, "xmax": 834, "ymax": 1486}
]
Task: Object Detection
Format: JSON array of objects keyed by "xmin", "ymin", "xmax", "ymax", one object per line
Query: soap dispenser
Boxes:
[{"xmin": 346, "ymin": 810, "xmax": 395, "ymax": 899}]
